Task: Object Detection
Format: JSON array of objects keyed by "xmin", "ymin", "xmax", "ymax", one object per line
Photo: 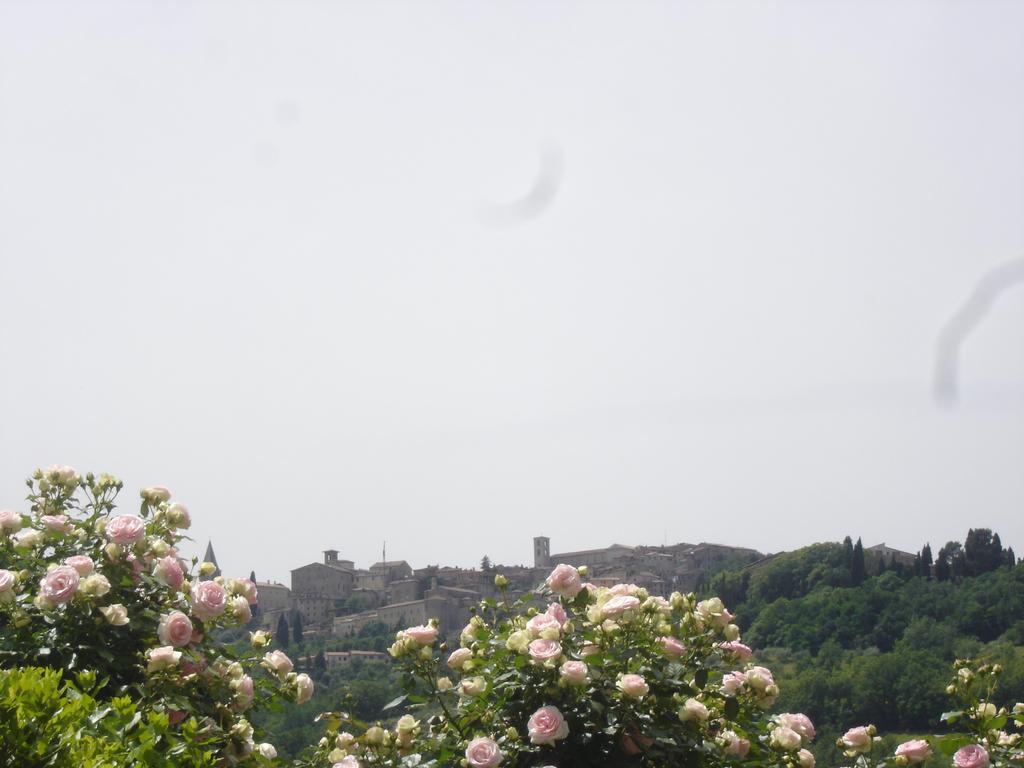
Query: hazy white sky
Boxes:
[{"xmin": 1, "ymin": 1, "xmax": 1022, "ymax": 585}]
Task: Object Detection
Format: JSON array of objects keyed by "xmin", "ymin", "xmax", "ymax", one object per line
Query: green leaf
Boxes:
[
  {"xmin": 935, "ymin": 734, "xmax": 973, "ymax": 756},
  {"xmin": 724, "ymin": 697, "xmax": 739, "ymax": 720},
  {"xmin": 694, "ymin": 668, "xmax": 708, "ymax": 689},
  {"xmin": 383, "ymin": 694, "xmax": 409, "ymax": 711}
]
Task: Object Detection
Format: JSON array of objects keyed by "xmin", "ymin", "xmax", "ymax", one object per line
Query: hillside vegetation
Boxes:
[{"xmin": 705, "ymin": 529, "xmax": 1024, "ymax": 764}]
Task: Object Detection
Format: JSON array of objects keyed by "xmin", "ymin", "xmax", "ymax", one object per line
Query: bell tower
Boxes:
[{"xmin": 533, "ymin": 536, "xmax": 550, "ymax": 568}]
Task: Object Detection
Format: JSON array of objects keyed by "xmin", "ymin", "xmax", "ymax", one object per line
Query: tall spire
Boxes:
[{"xmin": 201, "ymin": 540, "xmax": 222, "ymax": 581}]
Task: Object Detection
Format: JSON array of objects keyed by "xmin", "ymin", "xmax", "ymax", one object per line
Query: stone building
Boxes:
[
  {"xmin": 254, "ymin": 581, "xmax": 292, "ymax": 628},
  {"xmin": 291, "ymin": 550, "xmax": 355, "ymax": 599}
]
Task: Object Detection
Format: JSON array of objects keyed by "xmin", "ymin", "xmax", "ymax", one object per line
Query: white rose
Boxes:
[
  {"xmin": 678, "ymin": 698, "xmax": 709, "ymax": 722},
  {"xmin": 100, "ymin": 604, "xmax": 129, "ymax": 626}
]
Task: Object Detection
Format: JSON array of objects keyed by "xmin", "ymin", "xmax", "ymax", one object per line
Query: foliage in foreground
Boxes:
[{"xmin": 0, "ymin": 467, "xmax": 310, "ymax": 765}]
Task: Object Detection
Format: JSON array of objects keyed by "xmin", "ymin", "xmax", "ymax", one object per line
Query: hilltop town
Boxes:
[{"xmin": 211, "ymin": 536, "xmax": 771, "ymax": 641}]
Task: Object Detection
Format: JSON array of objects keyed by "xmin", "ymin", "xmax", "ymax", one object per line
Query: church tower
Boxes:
[
  {"xmin": 533, "ymin": 536, "xmax": 550, "ymax": 568},
  {"xmin": 201, "ymin": 540, "xmax": 222, "ymax": 581}
]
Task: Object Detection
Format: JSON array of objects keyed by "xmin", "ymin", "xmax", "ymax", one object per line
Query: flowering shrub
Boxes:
[
  {"xmin": 4, "ymin": 469, "xmax": 1022, "ymax": 768},
  {"xmin": 299, "ymin": 565, "xmax": 1024, "ymax": 768},
  {"xmin": 0, "ymin": 467, "xmax": 309, "ymax": 765},
  {"xmin": 300, "ymin": 565, "xmax": 819, "ymax": 767},
  {"xmin": 837, "ymin": 660, "xmax": 1024, "ymax": 768}
]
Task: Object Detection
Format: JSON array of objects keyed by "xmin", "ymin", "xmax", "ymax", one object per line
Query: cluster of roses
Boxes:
[
  {"xmin": 0, "ymin": 466, "xmax": 312, "ymax": 764},
  {"xmin": 836, "ymin": 660, "xmax": 1024, "ymax": 768},
  {"xmin": 304, "ymin": 563, "xmax": 1024, "ymax": 768},
  {"xmin": 306, "ymin": 562, "xmax": 821, "ymax": 768}
]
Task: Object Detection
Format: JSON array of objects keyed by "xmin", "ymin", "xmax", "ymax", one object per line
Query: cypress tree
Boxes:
[
  {"xmin": 921, "ymin": 543, "xmax": 933, "ymax": 579},
  {"xmin": 293, "ymin": 612, "xmax": 304, "ymax": 645},
  {"xmin": 275, "ymin": 614, "xmax": 290, "ymax": 648},
  {"xmin": 935, "ymin": 547, "xmax": 951, "ymax": 581},
  {"xmin": 851, "ymin": 538, "xmax": 866, "ymax": 584}
]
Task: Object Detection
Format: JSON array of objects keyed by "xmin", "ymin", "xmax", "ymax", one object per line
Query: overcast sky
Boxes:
[{"xmin": 1, "ymin": 1, "xmax": 1022, "ymax": 586}]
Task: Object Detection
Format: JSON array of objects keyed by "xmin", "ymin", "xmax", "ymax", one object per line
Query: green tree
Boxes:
[
  {"xmin": 276, "ymin": 614, "xmax": 290, "ymax": 648},
  {"xmin": 921, "ymin": 542, "xmax": 933, "ymax": 578},
  {"xmin": 964, "ymin": 528, "xmax": 1004, "ymax": 576},
  {"xmin": 851, "ymin": 538, "xmax": 866, "ymax": 584}
]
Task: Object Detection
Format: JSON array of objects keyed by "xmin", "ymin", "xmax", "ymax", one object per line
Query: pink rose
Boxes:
[
  {"xmin": 153, "ymin": 556, "xmax": 184, "ymax": 589},
  {"xmin": 403, "ymin": 625, "xmax": 438, "ymax": 646},
  {"xmin": 601, "ymin": 595, "xmax": 640, "ymax": 619},
  {"xmin": 799, "ymin": 748, "xmax": 816, "ymax": 768},
  {"xmin": 718, "ymin": 641, "xmax": 752, "ymax": 661},
  {"xmin": 895, "ymin": 740, "xmax": 932, "ymax": 764},
  {"xmin": 778, "ymin": 713, "xmax": 815, "ymax": 741},
  {"xmin": 447, "ymin": 648, "xmax": 473, "ymax": 670},
  {"xmin": 527, "ymin": 705, "xmax": 569, "ymax": 745},
  {"xmin": 263, "ymin": 650, "xmax": 294, "ymax": 680},
  {"xmin": 0, "ymin": 569, "xmax": 16, "ymax": 603},
  {"xmin": 841, "ymin": 727, "xmax": 872, "ymax": 753},
  {"xmin": 660, "ymin": 636, "xmax": 686, "ymax": 658},
  {"xmin": 721, "ymin": 671, "xmax": 746, "ymax": 695},
  {"xmin": 41, "ymin": 514, "xmax": 72, "ymax": 534},
  {"xmin": 465, "ymin": 737, "xmax": 503, "ymax": 768},
  {"xmin": 333, "ymin": 758, "xmax": 360, "ymax": 768},
  {"xmin": 580, "ymin": 643, "xmax": 600, "ymax": 657},
  {"xmin": 158, "ymin": 611, "xmax": 194, "ymax": 647},
  {"xmin": 745, "ymin": 666, "xmax": 775, "ymax": 692},
  {"xmin": 560, "ymin": 660, "xmax": 588, "ymax": 686},
  {"xmin": 617, "ymin": 674, "xmax": 649, "ymax": 698},
  {"xmin": 954, "ymin": 745, "xmax": 990, "ymax": 768},
  {"xmin": 40, "ymin": 566, "xmax": 80, "ymax": 605},
  {"xmin": 722, "ymin": 730, "xmax": 750, "ymax": 757},
  {"xmin": 0, "ymin": 509, "xmax": 23, "ymax": 532},
  {"xmin": 191, "ymin": 580, "xmax": 226, "ymax": 620},
  {"xmin": 105, "ymin": 515, "xmax": 146, "ymax": 545},
  {"xmin": 527, "ymin": 612, "xmax": 562, "ymax": 637},
  {"xmin": 545, "ymin": 564, "xmax": 582, "ymax": 598},
  {"xmin": 64, "ymin": 555, "xmax": 95, "ymax": 576},
  {"xmin": 609, "ymin": 583, "xmax": 640, "ymax": 596},
  {"xmin": 546, "ymin": 602, "xmax": 568, "ymax": 625},
  {"xmin": 528, "ymin": 639, "xmax": 562, "ymax": 663},
  {"xmin": 232, "ymin": 674, "xmax": 254, "ymax": 709}
]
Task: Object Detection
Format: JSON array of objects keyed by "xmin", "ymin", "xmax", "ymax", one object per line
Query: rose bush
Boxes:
[
  {"xmin": 0, "ymin": 466, "xmax": 310, "ymax": 765},
  {"xmin": 297, "ymin": 565, "xmax": 1024, "ymax": 768},
  {"xmin": 298, "ymin": 564, "xmax": 821, "ymax": 767},
  {"xmin": 4, "ymin": 468, "xmax": 1022, "ymax": 768},
  {"xmin": 833, "ymin": 660, "xmax": 1024, "ymax": 768}
]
